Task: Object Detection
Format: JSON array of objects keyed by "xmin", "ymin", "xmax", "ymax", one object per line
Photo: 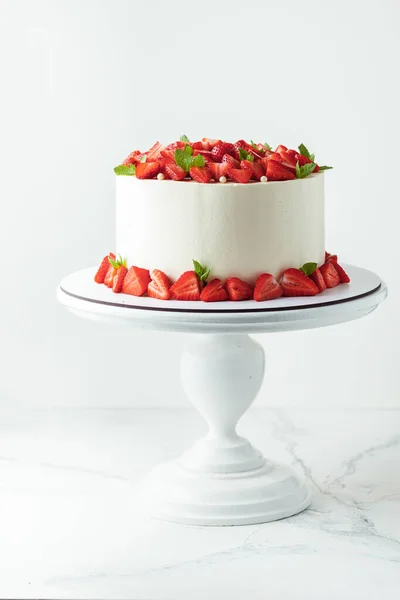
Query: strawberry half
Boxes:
[
  {"xmin": 208, "ymin": 162, "xmax": 230, "ymax": 181},
  {"xmin": 145, "ymin": 141, "xmax": 164, "ymax": 161},
  {"xmin": 94, "ymin": 253, "xmax": 115, "ymax": 284},
  {"xmin": 222, "ymin": 154, "xmax": 241, "ymax": 169},
  {"xmin": 266, "ymin": 161, "xmax": 296, "ymax": 181},
  {"xmin": 164, "ymin": 163, "xmax": 186, "ymax": 181},
  {"xmin": 240, "ymin": 159, "xmax": 265, "ymax": 181},
  {"xmin": 104, "ymin": 264, "xmax": 117, "ymax": 288},
  {"xmin": 254, "ymin": 273, "xmax": 283, "ymax": 302},
  {"xmin": 136, "ymin": 161, "xmax": 160, "ymax": 179},
  {"xmin": 333, "ymin": 262, "xmax": 350, "ymax": 284},
  {"xmin": 201, "ymin": 138, "xmax": 220, "ymax": 150},
  {"xmin": 211, "ymin": 142, "xmax": 235, "ymax": 162},
  {"xmin": 325, "ymin": 252, "xmax": 338, "ymax": 263},
  {"xmin": 190, "ymin": 166, "xmax": 212, "ymax": 183},
  {"xmin": 148, "ymin": 269, "xmax": 171, "ymax": 300},
  {"xmin": 227, "ymin": 168, "xmax": 252, "ymax": 183},
  {"xmin": 200, "ymin": 278, "xmax": 228, "ymax": 302},
  {"xmin": 275, "ymin": 144, "xmax": 288, "ymax": 154},
  {"xmin": 319, "ymin": 262, "xmax": 340, "ymax": 288},
  {"xmin": 233, "ymin": 140, "xmax": 262, "ymax": 160},
  {"xmin": 225, "ymin": 277, "xmax": 253, "ymax": 301},
  {"xmin": 122, "ymin": 151, "xmax": 141, "ymax": 166},
  {"xmin": 309, "ymin": 267, "xmax": 327, "ymax": 292},
  {"xmin": 122, "ymin": 266, "xmax": 151, "ymax": 296},
  {"xmin": 280, "ymin": 268, "xmax": 319, "ymax": 296},
  {"xmin": 112, "ymin": 265, "xmax": 128, "ymax": 293},
  {"xmin": 170, "ymin": 271, "xmax": 201, "ymax": 301}
]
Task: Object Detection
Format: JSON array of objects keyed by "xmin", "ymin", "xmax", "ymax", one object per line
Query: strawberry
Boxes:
[
  {"xmin": 136, "ymin": 161, "xmax": 160, "ymax": 179},
  {"xmin": 112, "ymin": 265, "xmax": 128, "ymax": 293},
  {"xmin": 190, "ymin": 166, "xmax": 212, "ymax": 183},
  {"xmin": 280, "ymin": 268, "xmax": 319, "ymax": 296},
  {"xmin": 160, "ymin": 148, "xmax": 176, "ymax": 162},
  {"xmin": 325, "ymin": 252, "xmax": 338, "ymax": 263},
  {"xmin": 104, "ymin": 264, "xmax": 117, "ymax": 288},
  {"xmin": 200, "ymin": 278, "xmax": 228, "ymax": 302},
  {"xmin": 208, "ymin": 162, "xmax": 230, "ymax": 180},
  {"xmin": 254, "ymin": 273, "xmax": 283, "ymax": 301},
  {"xmin": 279, "ymin": 150, "xmax": 297, "ymax": 170},
  {"xmin": 227, "ymin": 168, "xmax": 252, "ymax": 183},
  {"xmin": 233, "ymin": 140, "xmax": 262, "ymax": 160},
  {"xmin": 122, "ymin": 151, "xmax": 141, "ymax": 165},
  {"xmin": 309, "ymin": 267, "xmax": 327, "ymax": 292},
  {"xmin": 240, "ymin": 159, "xmax": 265, "ymax": 181},
  {"xmin": 222, "ymin": 154, "xmax": 241, "ymax": 169},
  {"xmin": 145, "ymin": 141, "xmax": 164, "ymax": 161},
  {"xmin": 191, "ymin": 141, "xmax": 203, "ymax": 150},
  {"xmin": 170, "ymin": 271, "xmax": 201, "ymax": 301},
  {"xmin": 94, "ymin": 253, "xmax": 115, "ymax": 284},
  {"xmin": 265, "ymin": 152, "xmax": 282, "ymax": 163},
  {"xmin": 164, "ymin": 163, "xmax": 186, "ymax": 181},
  {"xmin": 275, "ymin": 144, "xmax": 288, "ymax": 154},
  {"xmin": 148, "ymin": 269, "xmax": 171, "ymax": 300},
  {"xmin": 192, "ymin": 149, "xmax": 214, "ymax": 163},
  {"xmin": 211, "ymin": 142, "xmax": 235, "ymax": 162},
  {"xmin": 319, "ymin": 262, "xmax": 340, "ymax": 288},
  {"xmin": 122, "ymin": 266, "xmax": 151, "ymax": 296},
  {"xmin": 226, "ymin": 277, "xmax": 253, "ymax": 301},
  {"xmin": 201, "ymin": 138, "xmax": 220, "ymax": 150},
  {"xmin": 296, "ymin": 153, "xmax": 313, "ymax": 167},
  {"xmin": 332, "ymin": 262, "xmax": 350, "ymax": 284},
  {"xmin": 165, "ymin": 141, "xmax": 185, "ymax": 150},
  {"xmin": 266, "ymin": 160, "xmax": 296, "ymax": 181}
]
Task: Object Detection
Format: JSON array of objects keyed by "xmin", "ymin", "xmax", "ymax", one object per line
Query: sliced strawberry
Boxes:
[
  {"xmin": 191, "ymin": 141, "xmax": 203, "ymax": 150},
  {"xmin": 192, "ymin": 149, "xmax": 214, "ymax": 163},
  {"xmin": 136, "ymin": 161, "xmax": 160, "ymax": 179},
  {"xmin": 240, "ymin": 159, "xmax": 265, "ymax": 181},
  {"xmin": 309, "ymin": 267, "xmax": 327, "ymax": 292},
  {"xmin": 112, "ymin": 265, "xmax": 128, "ymax": 293},
  {"xmin": 160, "ymin": 148, "xmax": 176, "ymax": 162},
  {"xmin": 211, "ymin": 142, "xmax": 235, "ymax": 162},
  {"xmin": 222, "ymin": 154, "xmax": 241, "ymax": 168},
  {"xmin": 122, "ymin": 151, "xmax": 141, "ymax": 165},
  {"xmin": 296, "ymin": 153, "xmax": 313, "ymax": 166},
  {"xmin": 94, "ymin": 253, "xmax": 115, "ymax": 284},
  {"xmin": 201, "ymin": 138, "xmax": 220, "ymax": 150},
  {"xmin": 148, "ymin": 269, "xmax": 171, "ymax": 300},
  {"xmin": 325, "ymin": 252, "xmax": 338, "ymax": 263},
  {"xmin": 170, "ymin": 271, "xmax": 201, "ymax": 301},
  {"xmin": 200, "ymin": 278, "xmax": 228, "ymax": 302},
  {"xmin": 165, "ymin": 141, "xmax": 185, "ymax": 150},
  {"xmin": 145, "ymin": 141, "xmax": 164, "ymax": 161},
  {"xmin": 280, "ymin": 268, "xmax": 319, "ymax": 296},
  {"xmin": 319, "ymin": 262, "xmax": 340, "ymax": 288},
  {"xmin": 279, "ymin": 150, "xmax": 297, "ymax": 170},
  {"xmin": 226, "ymin": 277, "xmax": 253, "ymax": 301},
  {"xmin": 164, "ymin": 163, "xmax": 186, "ymax": 181},
  {"xmin": 104, "ymin": 264, "xmax": 117, "ymax": 288},
  {"xmin": 190, "ymin": 166, "xmax": 212, "ymax": 183},
  {"xmin": 254, "ymin": 273, "xmax": 283, "ymax": 301},
  {"xmin": 332, "ymin": 262, "xmax": 350, "ymax": 284},
  {"xmin": 275, "ymin": 144, "xmax": 288, "ymax": 154},
  {"xmin": 256, "ymin": 143, "xmax": 267, "ymax": 154},
  {"xmin": 122, "ymin": 266, "xmax": 151, "ymax": 296},
  {"xmin": 208, "ymin": 162, "xmax": 230, "ymax": 181},
  {"xmin": 227, "ymin": 168, "xmax": 252, "ymax": 183},
  {"xmin": 233, "ymin": 140, "xmax": 262, "ymax": 160},
  {"xmin": 266, "ymin": 160, "xmax": 296, "ymax": 181}
]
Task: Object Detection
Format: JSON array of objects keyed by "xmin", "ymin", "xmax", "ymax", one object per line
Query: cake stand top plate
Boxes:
[{"xmin": 57, "ymin": 265, "xmax": 387, "ymax": 333}]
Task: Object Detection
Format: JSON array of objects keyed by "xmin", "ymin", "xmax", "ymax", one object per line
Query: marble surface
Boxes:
[{"xmin": 0, "ymin": 407, "xmax": 399, "ymax": 599}]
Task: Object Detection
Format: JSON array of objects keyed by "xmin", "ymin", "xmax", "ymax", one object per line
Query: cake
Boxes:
[{"xmin": 94, "ymin": 137, "xmax": 350, "ymax": 302}]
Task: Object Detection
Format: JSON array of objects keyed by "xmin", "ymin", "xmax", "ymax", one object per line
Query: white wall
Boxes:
[{"xmin": 0, "ymin": 0, "xmax": 398, "ymax": 409}]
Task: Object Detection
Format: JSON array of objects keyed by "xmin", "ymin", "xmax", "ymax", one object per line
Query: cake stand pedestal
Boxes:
[{"xmin": 57, "ymin": 265, "xmax": 387, "ymax": 526}]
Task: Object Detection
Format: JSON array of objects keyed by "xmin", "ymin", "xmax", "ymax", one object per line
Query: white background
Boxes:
[{"xmin": 0, "ymin": 0, "xmax": 398, "ymax": 409}]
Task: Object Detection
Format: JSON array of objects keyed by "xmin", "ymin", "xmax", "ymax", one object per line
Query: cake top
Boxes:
[{"xmin": 114, "ymin": 137, "xmax": 332, "ymax": 184}]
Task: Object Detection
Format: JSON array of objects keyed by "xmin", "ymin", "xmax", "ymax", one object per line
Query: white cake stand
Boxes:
[{"xmin": 57, "ymin": 265, "xmax": 387, "ymax": 526}]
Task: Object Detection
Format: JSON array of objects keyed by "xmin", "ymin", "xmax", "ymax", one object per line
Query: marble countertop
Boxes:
[{"xmin": 0, "ymin": 407, "xmax": 399, "ymax": 599}]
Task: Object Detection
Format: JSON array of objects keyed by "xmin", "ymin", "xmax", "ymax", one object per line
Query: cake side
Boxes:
[{"xmin": 116, "ymin": 174, "xmax": 325, "ymax": 283}]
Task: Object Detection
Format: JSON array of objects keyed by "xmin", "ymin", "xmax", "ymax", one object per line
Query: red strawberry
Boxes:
[
  {"xmin": 164, "ymin": 163, "xmax": 186, "ymax": 181},
  {"xmin": 226, "ymin": 277, "xmax": 253, "ymax": 301},
  {"xmin": 192, "ymin": 150, "xmax": 214, "ymax": 163},
  {"xmin": 208, "ymin": 162, "xmax": 230, "ymax": 180},
  {"xmin": 165, "ymin": 141, "xmax": 185, "ymax": 150},
  {"xmin": 136, "ymin": 161, "xmax": 160, "ymax": 179},
  {"xmin": 280, "ymin": 268, "xmax": 319, "ymax": 296},
  {"xmin": 296, "ymin": 153, "xmax": 312, "ymax": 166},
  {"xmin": 275, "ymin": 144, "xmax": 288, "ymax": 154},
  {"xmin": 112, "ymin": 265, "xmax": 128, "ymax": 293},
  {"xmin": 122, "ymin": 266, "xmax": 151, "ymax": 296},
  {"xmin": 191, "ymin": 141, "xmax": 204, "ymax": 150},
  {"xmin": 122, "ymin": 151, "xmax": 142, "ymax": 165},
  {"xmin": 160, "ymin": 148, "xmax": 176, "ymax": 162},
  {"xmin": 170, "ymin": 271, "xmax": 201, "ymax": 301},
  {"xmin": 325, "ymin": 252, "xmax": 338, "ymax": 263},
  {"xmin": 145, "ymin": 141, "xmax": 164, "ymax": 161},
  {"xmin": 211, "ymin": 142, "xmax": 235, "ymax": 162},
  {"xmin": 332, "ymin": 262, "xmax": 350, "ymax": 284},
  {"xmin": 266, "ymin": 161, "xmax": 296, "ymax": 181},
  {"xmin": 233, "ymin": 140, "xmax": 262, "ymax": 160},
  {"xmin": 279, "ymin": 150, "xmax": 297, "ymax": 170},
  {"xmin": 222, "ymin": 154, "xmax": 241, "ymax": 169},
  {"xmin": 148, "ymin": 269, "xmax": 171, "ymax": 300},
  {"xmin": 104, "ymin": 264, "xmax": 117, "ymax": 288},
  {"xmin": 227, "ymin": 168, "xmax": 252, "ymax": 183},
  {"xmin": 319, "ymin": 262, "xmax": 340, "ymax": 288},
  {"xmin": 254, "ymin": 273, "xmax": 283, "ymax": 302},
  {"xmin": 266, "ymin": 152, "xmax": 283, "ymax": 163},
  {"xmin": 200, "ymin": 278, "xmax": 228, "ymax": 302},
  {"xmin": 309, "ymin": 267, "xmax": 327, "ymax": 292},
  {"xmin": 190, "ymin": 166, "xmax": 212, "ymax": 183},
  {"xmin": 94, "ymin": 253, "xmax": 115, "ymax": 284},
  {"xmin": 240, "ymin": 159, "xmax": 265, "ymax": 181},
  {"xmin": 201, "ymin": 138, "xmax": 220, "ymax": 150}
]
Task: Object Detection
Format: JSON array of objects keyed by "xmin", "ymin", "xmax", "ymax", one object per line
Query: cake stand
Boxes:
[{"xmin": 57, "ymin": 265, "xmax": 387, "ymax": 526}]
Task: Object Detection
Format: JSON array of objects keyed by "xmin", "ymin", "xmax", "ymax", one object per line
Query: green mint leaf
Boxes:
[
  {"xmin": 180, "ymin": 134, "xmax": 190, "ymax": 143},
  {"xmin": 295, "ymin": 161, "xmax": 301, "ymax": 179},
  {"xmin": 250, "ymin": 140, "xmax": 257, "ymax": 149},
  {"xmin": 140, "ymin": 155, "xmax": 147, "ymax": 163},
  {"xmin": 300, "ymin": 262, "xmax": 318, "ymax": 276},
  {"xmin": 108, "ymin": 257, "xmax": 119, "ymax": 268},
  {"xmin": 192, "ymin": 260, "xmax": 210, "ymax": 283},
  {"xmin": 310, "ymin": 153, "xmax": 315, "ymax": 162},
  {"xmin": 319, "ymin": 165, "xmax": 333, "ymax": 171},
  {"xmin": 175, "ymin": 144, "xmax": 194, "ymax": 172},
  {"xmin": 200, "ymin": 267, "xmax": 210, "ymax": 283},
  {"xmin": 298, "ymin": 143, "xmax": 312, "ymax": 160},
  {"xmin": 192, "ymin": 154, "xmax": 205, "ymax": 168},
  {"xmin": 296, "ymin": 162, "xmax": 317, "ymax": 179},
  {"xmin": 114, "ymin": 164, "xmax": 136, "ymax": 176},
  {"xmin": 238, "ymin": 148, "xmax": 254, "ymax": 162},
  {"xmin": 264, "ymin": 143, "xmax": 272, "ymax": 151}
]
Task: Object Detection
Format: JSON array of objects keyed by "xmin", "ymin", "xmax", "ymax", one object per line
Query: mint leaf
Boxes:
[
  {"xmin": 298, "ymin": 143, "xmax": 312, "ymax": 160},
  {"xmin": 250, "ymin": 140, "xmax": 257, "ymax": 149},
  {"xmin": 114, "ymin": 164, "xmax": 136, "ymax": 176},
  {"xmin": 140, "ymin": 155, "xmax": 147, "ymax": 163},
  {"xmin": 300, "ymin": 262, "xmax": 318, "ymax": 276},
  {"xmin": 180, "ymin": 134, "xmax": 190, "ymax": 143},
  {"xmin": 295, "ymin": 162, "xmax": 301, "ymax": 179},
  {"xmin": 264, "ymin": 142, "xmax": 272, "ymax": 151},
  {"xmin": 192, "ymin": 154, "xmax": 205, "ymax": 168},
  {"xmin": 108, "ymin": 254, "xmax": 127, "ymax": 269},
  {"xmin": 175, "ymin": 144, "xmax": 194, "ymax": 172},
  {"xmin": 192, "ymin": 259, "xmax": 210, "ymax": 283},
  {"xmin": 296, "ymin": 162, "xmax": 317, "ymax": 179},
  {"xmin": 238, "ymin": 148, "xmax": 254, "ymax": 162},
  {"xmin": 319, "ymin": 165, "xmax": 333, "ymax": 171}
]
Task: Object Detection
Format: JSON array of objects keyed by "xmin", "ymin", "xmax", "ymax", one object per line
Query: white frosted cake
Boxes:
[{"xmin": 94, "ymin": 137, "xmax": 349, "ymax": 302}]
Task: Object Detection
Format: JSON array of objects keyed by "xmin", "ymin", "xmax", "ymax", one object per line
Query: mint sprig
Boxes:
[
  {"xmin": 319, "ymin": 165, "xmax": 333, "ymax": 171},
  {"xmin": 300, "ymin": 262, "xmax": 318, "ymax": 276},
  {"xmin": 193, "ymin": 260, "xmax": 210, "ymax": 284},
  {"xmin": 264, "ymin": 142, "xmax": 272, "ymax": 151},
  {"xmin": 296, "ymin": 161, "xmax": 317, "ymax": 179},
  {"xmin": 114, "ymin": 164, "xmax": 136, "ymax": 176},
  {"xmin": 180, "ymin": 134, "xmax": 190, "ymax": 143},
  {"xmin": 298, "ymin": 143, "xmax": 315, "ymax": 162},
  {"xmin": 108, "ymin": 254, "xmax": 127, "ymax": 269},
  {"xmin": 238, "ymin": 148, "xmax": 254, "ymax": 162},
  {"xmin": 175, "ymin": 144, "xmax": 205, "ymax": 171}
]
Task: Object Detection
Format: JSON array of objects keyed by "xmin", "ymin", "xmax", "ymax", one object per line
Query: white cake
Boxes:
[{"xmin": 116, "ymin": 174, "xmax": 325, "ymax": 284}]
